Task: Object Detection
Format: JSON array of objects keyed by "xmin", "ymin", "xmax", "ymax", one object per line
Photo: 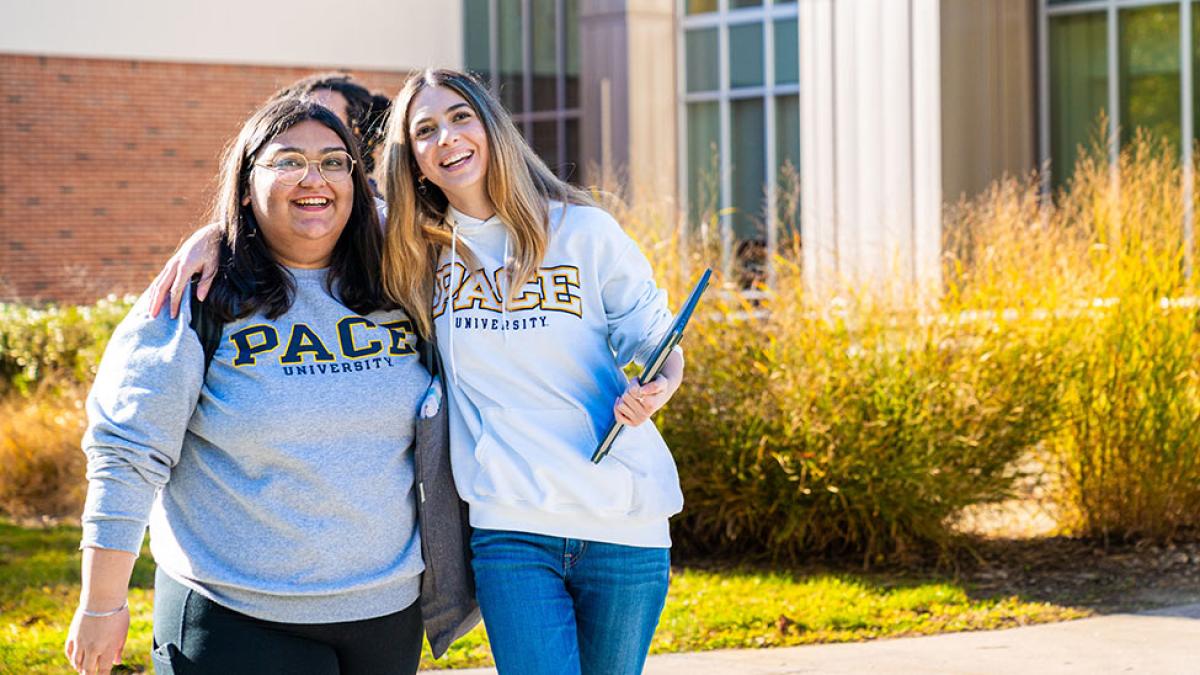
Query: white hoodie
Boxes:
[{"xmin": 435, "ymin": 201, "xmax": 684, "ymax": 547}]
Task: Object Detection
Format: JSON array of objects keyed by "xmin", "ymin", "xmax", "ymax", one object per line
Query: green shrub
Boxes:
[{"xmin": 0, "ymin": 295, "xmax": 133, "ymax": 395}]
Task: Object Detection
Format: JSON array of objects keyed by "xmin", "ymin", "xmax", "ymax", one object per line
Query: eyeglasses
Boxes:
[{"xmin": 254, "ymin": 151, "xmax": 355, "ymax": 186}]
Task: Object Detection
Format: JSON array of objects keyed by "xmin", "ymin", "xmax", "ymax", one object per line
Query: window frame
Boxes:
[
  {"xmin": 677, "ymin": 0, "xmax": 801, "ymax": 283},
  {"xmin": 1039, "ymin": 0, "xmax": 1195, "ymax": 273},
  {"xmin": 465, "ymin": 0, "xmax": 583, "ymax": 181}
]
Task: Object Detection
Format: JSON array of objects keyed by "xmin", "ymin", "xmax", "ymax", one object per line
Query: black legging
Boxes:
[{"xmin": 151, "ymin": 568, "xmax": 424, "ymax": 674}]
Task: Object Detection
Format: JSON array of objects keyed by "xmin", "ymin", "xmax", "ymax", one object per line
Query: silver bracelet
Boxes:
[{"xmin": 79, "ymin": 601, "xmax": 127, "ymax": 618}]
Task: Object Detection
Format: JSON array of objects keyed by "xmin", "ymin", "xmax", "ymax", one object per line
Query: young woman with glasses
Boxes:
[{"xmin": 65, "ymin": 98, "xmax": 475, "ymax": 675}]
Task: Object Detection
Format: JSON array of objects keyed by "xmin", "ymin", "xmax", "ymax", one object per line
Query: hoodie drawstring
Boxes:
[
  {"xmin": 448, "ymin": 219, "xmax": 460, "ymax": 386},
  {"xmin": 501, "ymin": 232, "xmax": 511, "ymax": 346}
]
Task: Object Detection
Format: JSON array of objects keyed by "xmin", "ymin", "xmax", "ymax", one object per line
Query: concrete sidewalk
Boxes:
[{"xmin": 433, "ymin": 603, "xmax": 1200, "ymax": 674}]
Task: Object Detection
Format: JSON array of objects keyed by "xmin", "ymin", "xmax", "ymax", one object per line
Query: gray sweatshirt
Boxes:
[{"xmin": 81, "ymin": 268, "xmax": 427, "ymax": 624}]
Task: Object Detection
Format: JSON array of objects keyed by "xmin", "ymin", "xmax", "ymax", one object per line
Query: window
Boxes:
[
  {"xmin": 464, "ymin": 0, "xmax": 581, "ymax": 182},
  {"xmin": 680, "ymin": 0, "xmax": 800, "ymax": 282},
  {"xmin": 1044, "ymin": 1, "xmax": 1195, "ymax": 187},
  {"xmin": 1048, "ymin": 10, "xmax": 1107, "ymax": 187}
]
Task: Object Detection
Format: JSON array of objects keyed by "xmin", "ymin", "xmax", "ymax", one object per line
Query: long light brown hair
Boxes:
[{"xmin": 379, "ymin": 68, "xmax": 593, "ymax": 338}]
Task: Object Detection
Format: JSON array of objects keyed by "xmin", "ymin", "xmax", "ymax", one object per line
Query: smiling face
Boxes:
[
  {"xmin": 407, "ymin": 85, "xmax": 491, "ymax": 213},
  {"xmin": 247, "ymin": 119, "xmax": 354, "ymax": 268}
]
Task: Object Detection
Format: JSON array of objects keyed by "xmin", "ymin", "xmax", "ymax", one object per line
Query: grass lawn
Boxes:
[{"xmin": 1, "ymin": 520, "xmax": 1088, "ymax": 673}]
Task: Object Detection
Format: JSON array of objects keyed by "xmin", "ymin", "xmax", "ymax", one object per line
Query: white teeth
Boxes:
[
  {"xmin": 440, "ymin": 150, "xmax": 472, "ymax": 167},
  {"xmin": 295, "ymin": 197, "xmax": 329, "ymax": 206}
]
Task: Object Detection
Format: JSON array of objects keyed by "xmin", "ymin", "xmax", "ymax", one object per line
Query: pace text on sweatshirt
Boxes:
[
  {"xmin": 81, "ymin": 269, "xmax": 427, "ymax": 623},
  {"xmin": 436, "ymin": 203, "xmax": 685, "ymax": 548}
]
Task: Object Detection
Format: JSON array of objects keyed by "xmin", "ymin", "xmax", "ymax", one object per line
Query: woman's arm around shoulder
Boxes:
[{"xmin": 148, "ymin": 223, "xmax": 222, "ymax": 319}]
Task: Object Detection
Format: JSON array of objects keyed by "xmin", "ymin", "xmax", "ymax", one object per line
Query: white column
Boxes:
[
  {"xmin": 832, "ymin": 0, "xmax": 862, "ymax": 287},
  {"xmin": 876, "ymin": 0, "xmax": 916, "ymax": 292},
  {"xmin": 911, "ymin": 0, "xmax": 943, "ymax": 299},
  {"xmin": 799, "ymin": 0, "xmax": 941, "ymax": 299},
  {"xmin": 799, "ymin": 0, "xmax": 838, "ymax": 297}
]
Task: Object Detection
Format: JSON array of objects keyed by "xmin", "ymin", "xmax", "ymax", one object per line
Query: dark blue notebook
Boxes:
[{"xmin": 592, "ymin": 268, "xmax": 712, "ymax": 464}]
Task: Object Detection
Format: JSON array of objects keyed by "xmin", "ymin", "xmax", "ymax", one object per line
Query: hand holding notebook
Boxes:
[{"xmin": 592, "ymin": 268, "xmax": 712, "ymax": 464}]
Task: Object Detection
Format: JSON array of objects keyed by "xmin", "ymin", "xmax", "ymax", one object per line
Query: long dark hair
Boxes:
[
  {"xmin": 271, "ymin": 73, "xmax": 391, "ymax": 175},
  {"xmin": 206, "ymin": 98, "xmax": 388, "ymax": 322}
]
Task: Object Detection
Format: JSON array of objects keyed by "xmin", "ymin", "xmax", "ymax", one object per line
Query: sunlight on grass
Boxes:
[
  {"xmin": 652, "ymin": 568, "xmax": 1086, "ymax": 653},
  {"xmin": 0, "ymin": 522, "xmax": 156, "ymax": 674},
  {"xmin": 1, "ymin": 521, "xmax": 1088, "ymax": 672}
]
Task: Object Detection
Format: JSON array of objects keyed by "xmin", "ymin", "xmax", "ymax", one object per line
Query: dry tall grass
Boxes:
[
  {"xmin": 616, "ymin": 131, "xmax": 1200, "ymax": 560},
  {"xmin": 945, "ymin": 133, "xmax": 1200, "ymax": 542},
  {"xmin": 611, "ymin": 174, "xmax": 1051, "ymax": 563},
  {"xmin": 0, "ymin": 383, "xmax": 88, "ymax": 519}
]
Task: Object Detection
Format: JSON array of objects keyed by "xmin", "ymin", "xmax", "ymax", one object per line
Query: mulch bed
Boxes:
[
  {"xmin": 960, "ymin": 535, "xmax": 1200, "ymax": 613},
  {"xmin": 674, "ymin": 534, "xmax": 1200, "ymax": 615}
]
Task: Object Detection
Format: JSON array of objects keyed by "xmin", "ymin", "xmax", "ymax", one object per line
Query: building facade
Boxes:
[
  {"xmin": 2, "ymin": 0, "xmax": 1189, "ymax": 303},
  {"xmin": 0, "ymin": 0, "xmax": 460, "ymax": 303},
  {"xmin": 464, "ymin": 0, "xmax": 1033, "ymax": 293}
]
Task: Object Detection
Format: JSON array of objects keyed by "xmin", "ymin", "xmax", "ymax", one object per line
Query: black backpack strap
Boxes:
[
  {"xmin": 417, "ymin": 334, "xmax": 441, "ymax": 379},
  {"xmin": 416, "ymin": 320, "xmax": 442, "ymax": 380},
  {"xmin": 188, "ymin": 282, "xmax": 222, "ymax": 378}
]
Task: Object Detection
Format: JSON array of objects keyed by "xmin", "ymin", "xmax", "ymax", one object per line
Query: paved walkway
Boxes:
[{"xmin": 430, "ymin": 603, "xmax": 1200, "ymax": 674}]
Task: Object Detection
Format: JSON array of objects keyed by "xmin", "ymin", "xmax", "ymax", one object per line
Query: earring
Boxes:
[{"xmin": 417, "ymin": 175, "xmax": 428, "ymax": 196}]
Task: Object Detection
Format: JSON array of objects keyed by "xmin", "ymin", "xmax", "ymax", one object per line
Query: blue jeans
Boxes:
[{"xmin": 470, "ymin": 529, "xmax": 670, "ymax": 675}]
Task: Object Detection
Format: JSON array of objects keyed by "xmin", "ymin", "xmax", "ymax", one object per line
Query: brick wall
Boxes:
[{"xmin": 0, "ymin": 54, "xmax": 411, "ymax": 304}]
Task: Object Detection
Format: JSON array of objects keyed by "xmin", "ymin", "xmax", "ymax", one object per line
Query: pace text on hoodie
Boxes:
[
  {"xmin": 437, "ymin": 202, "xmax": 684, "ymax": 548},
  {"xmin": 80, "ymin": 269, "xmax": 426, "ymax": 624}
]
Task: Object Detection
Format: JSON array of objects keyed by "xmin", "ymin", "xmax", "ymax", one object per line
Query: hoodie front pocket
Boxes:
[
  {"xmin": 602, "ymin": 419, "xmax": 685, "ymax": 517},
  {"xmin": 472, "ymin": 407, "xmax": 635, "ymax": 516}
]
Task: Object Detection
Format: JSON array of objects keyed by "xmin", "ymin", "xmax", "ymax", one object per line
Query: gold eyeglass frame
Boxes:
[{"xmin": 253, "ymin": 151, "xmax": 356, "ymax": 186}]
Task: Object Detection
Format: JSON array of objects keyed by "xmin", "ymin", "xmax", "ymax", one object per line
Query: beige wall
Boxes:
[
  {"xmin": 0, "ymin": 0, "xmax": 461, "ymax": 71},
  {"xmin": 625, "ymin": 0, "xmax": 677, "ymax": 205},
  {"xmin": 940, "ymin": 0, "xmax": 1037, "ymax": 202}
]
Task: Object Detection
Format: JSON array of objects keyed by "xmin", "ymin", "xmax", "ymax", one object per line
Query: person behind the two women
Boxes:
[
  {"xmin": 151, "ymin": 68, "xmax": 687, "ymax": 675},
  {"xmin": 272, "ymin": 72, "xmax": 393, "ymax": 178},
  {"xmin": 65, "ymin": 99, "xmax": 437, "ymax": 675}
]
